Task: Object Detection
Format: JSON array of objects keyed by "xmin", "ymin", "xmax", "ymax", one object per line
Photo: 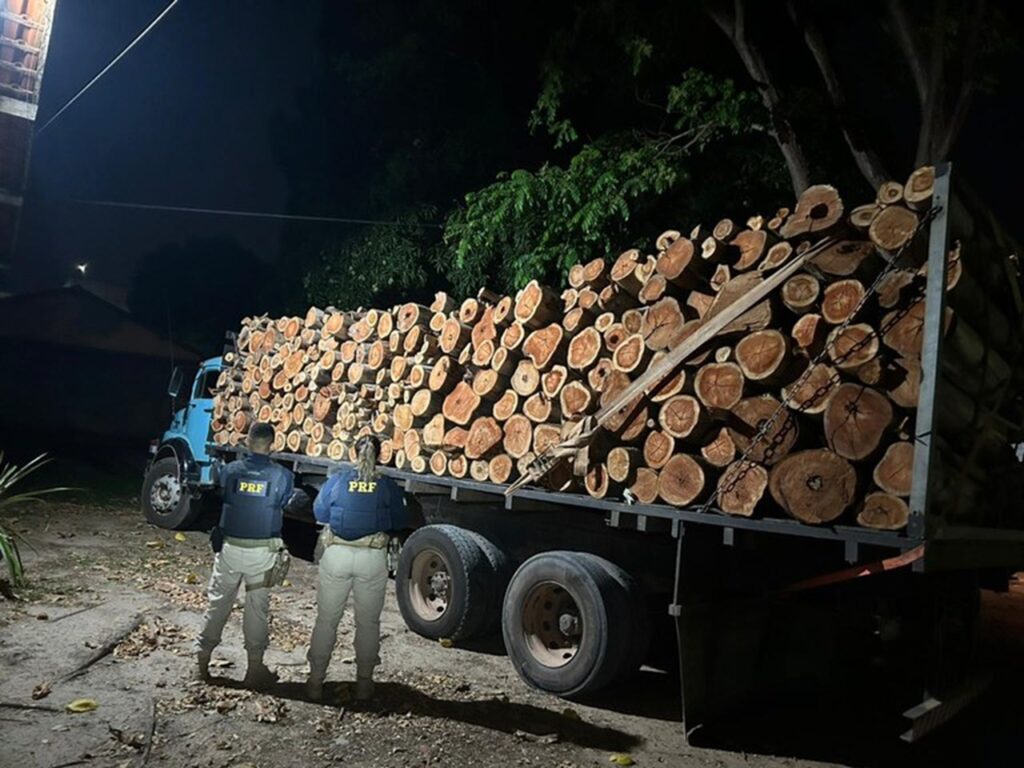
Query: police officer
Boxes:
[
  {"xmin": 306, "ymin": 434, "xmax": 408, "ymax": 701},
  {"xmin": 197, "ymin": 422, "xmax": 294, "ymax": 687}
]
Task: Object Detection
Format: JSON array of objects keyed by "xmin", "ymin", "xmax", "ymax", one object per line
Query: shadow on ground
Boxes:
[{"xmin": 208, "ymin": 676, "xmax": 643, "ymax": 752}]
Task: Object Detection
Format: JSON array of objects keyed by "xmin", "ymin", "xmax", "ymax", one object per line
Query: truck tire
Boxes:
[
  {"xmin": 141, "ymin": 457, "xmax": 200, "ymax": 530},
  {"xmin": 396, "ymin": 525, "xmax": 496, "ymax": 642},
  {"xmin": 502, "ymin": 551, "xmax": 633, "ymax": 698},
  {"xmin": 591, "ymin": 556, "xmax": 650, "ymax": 680},
  {"xmin": 464, "ymin": 530, "xmax": 513, "ymax": 634}
]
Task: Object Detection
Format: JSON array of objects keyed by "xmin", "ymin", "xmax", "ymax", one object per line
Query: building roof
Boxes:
[{"xmin": 0, "ymin": 285, "xmax": 201, "ymax": 361}]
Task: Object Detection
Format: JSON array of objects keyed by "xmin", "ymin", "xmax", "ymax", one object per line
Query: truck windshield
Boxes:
[{"xmin": 193, "ymin": 370, "xmax": 218, "ymax": 399}]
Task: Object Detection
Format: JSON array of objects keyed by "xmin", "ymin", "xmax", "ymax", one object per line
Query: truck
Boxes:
[{"xmin": 140, "ymin": 164, "xmax": 1024, "ymax": 743}]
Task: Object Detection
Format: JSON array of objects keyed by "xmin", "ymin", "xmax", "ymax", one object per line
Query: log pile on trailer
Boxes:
[{"xmin": 211, "ymin": 165, "xmax": 1021, "ymax": 532}]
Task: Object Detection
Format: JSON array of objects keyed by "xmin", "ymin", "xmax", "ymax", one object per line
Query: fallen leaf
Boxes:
[
  {"xmin": 184, "ymin": 573, "xmax": 200, "ymax": 585},
  {"xmin": 66, "ymin": 698, "xmax": 99, "ymax": 713},
  {"xmin": 32, "ymin": 681, "xmax": 52, "ymax": 700},
  {"xmin": 174, "ymin": 532, "xmax": 187, "ymax": 542},
  {"xmin": 281, "ymin": 579, "xmax": 291, "ymax": 587},
  {"xmin": 439, "ymin": 638, "xmax": 453, "ymax": 648},
  {"xmin": 609, "ymin": 754, "xmax": 635, "ymax": 766},
  {"xmin": 145, "ymin": 541, "xmax": 163, "ymax": 549}
]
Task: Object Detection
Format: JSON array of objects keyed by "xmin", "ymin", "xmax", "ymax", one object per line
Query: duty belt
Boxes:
[
  {"xmin": 329, "ymin": 531, "xmax": 389, "ymax": 549},
  {"xmin": 224, "ymin": 536, "xmax": 282, "ymax": 550}
]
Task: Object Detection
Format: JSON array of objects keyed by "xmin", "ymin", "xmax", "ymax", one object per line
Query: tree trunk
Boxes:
[
  {"xmin": 701, "ymin": 427, "xmax": 737, "ymax": 468},
  {"xmin": 694, "ymin": 362, "xmax": 745, "ymax": 412},
  {"xmin": 492, "ymin": 389, "xmax": 520, "ymax": 422},
  {"xmin": 442, "ymin": 381, "xmax": 482, "ymax": 426},
  {"xmin": 523, "ymin": 323, "xmax": 567, "ymax": 370},
  {"xmin": 560, "ymin": 380, "xmax": 596, "ymax": 420},
  {"xmin": 643, "ymin": 429, "xmax": 676, "ymax": 470},
  {"xmin": 511, "ymin": 359, "xmax": 541, "ymax": 397},
  {"xmin": 658, "ymin": 395, "xmax": 710, "ymax": 443},
  {"xmin": 515, "ymin": 280, "xmax": 562, "ymax": 328},
  {"xmin": 465, "ymin": 416, "xmax": 504, "ymax": 460},
  {"xmin": 502, "ymin": 414, "xmax": 534, "ymax": 459},
  {"xmin": 734, "ymin": 329, "xmax": 791, "ymax": 382},
  {"xmin": 657, "ymin": 454, "xmax": 705, "ymax": 506},
  {"xmin": 612, "ymin": 333, "xmax": 654, "ymax": 374},
  {"xmin": 567, "ymin": 327, "xmax": 603, "ymax": 372},
  {"xmin": 717, "ymin": 460, "xmax": 768, "ymax": 517},
  {"xmin": 728, "ymin": 395, "xmax": 799, "ymax": 465},
  {"xmin": 827, "ymin": 323, "xmax": 880, "ymax": 370},
  {"xmin": 857, "ymin": 491, "xmax": 910, "ymax": 530},
  {"xmin": 781, "ymin": 273, "xmax": 820, "ymax": 314},
  {"xmin": 782, "ymin": 362, "xmax": 839, "ymax": 415},
  {"xmin": 821, "ymin": 279, "xmax": 866, "ymax": 324},
  {"xmin": 869, "ymin": 205, "xmax": 919, "ymax": 252},
  {"xmin": 873, "ymin": 441, "xmax": 914, "ymax": 497}
]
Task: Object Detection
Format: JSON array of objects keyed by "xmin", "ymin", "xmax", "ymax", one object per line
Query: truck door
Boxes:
[{"xmin": 184, "ymin": 364, "xmax": 220, "ymax": 483}]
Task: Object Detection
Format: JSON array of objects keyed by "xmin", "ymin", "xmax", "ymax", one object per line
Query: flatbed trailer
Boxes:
[{"xmin": 147, "ymin": 164, "xmax": 1024, "ymax": 743}]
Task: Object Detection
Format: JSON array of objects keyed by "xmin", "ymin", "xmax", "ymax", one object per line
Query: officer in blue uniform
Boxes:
[
  {"xmin": 197, "ymin": 422, "xmax": 294, "ymax": 687},
  {"xmin": 306, "ymin": 435, "xmax": 408, "ymax": 701}
]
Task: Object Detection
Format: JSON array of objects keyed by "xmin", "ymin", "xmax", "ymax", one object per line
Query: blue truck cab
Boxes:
[{"xmin": 141, "ymin": 357, "xmax": 223, "ymax": 528}]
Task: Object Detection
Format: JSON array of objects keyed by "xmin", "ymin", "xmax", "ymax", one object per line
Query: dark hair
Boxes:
[
  {"xmin": 248, "ymin": 422, "xmax": 275, "ymax": 452},
  {"xmin": 356, "ymin": 435, "xmax": 380, "ymax": 481}
]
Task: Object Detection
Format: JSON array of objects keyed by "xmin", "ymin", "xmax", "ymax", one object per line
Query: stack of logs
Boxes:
[{"xmin": 213, "ymin": 165, "xmax": 998, "ymax": 531}]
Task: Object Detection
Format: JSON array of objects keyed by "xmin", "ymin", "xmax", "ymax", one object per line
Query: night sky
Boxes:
[{"xmin": 14, "ymin": 0, "xmax": 322, "ymax": 292}]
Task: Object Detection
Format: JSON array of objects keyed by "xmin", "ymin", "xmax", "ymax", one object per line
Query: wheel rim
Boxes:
[
  {"xmin": 521, "ymin": 581, "xmax": 582, "ymax": 668},
  {"xmin": 408, "ymin": 548, "xmax": 452, "ymax": 622},
  {"xmin": 150, "ymin": 473, "xmax": 182, "ymax": 515}
]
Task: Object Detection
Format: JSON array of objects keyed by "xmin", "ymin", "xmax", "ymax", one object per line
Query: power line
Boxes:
[
  {"xmin": 36, "ymin": 0, "xmax": 181, "ymax": 137},
  {"xmin": 73, "ymin": 198, "xmax": 444, "ymax": 229}
]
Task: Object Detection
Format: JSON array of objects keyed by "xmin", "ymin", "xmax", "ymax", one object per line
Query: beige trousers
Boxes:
[
  {"xmin": 198, "ymin": 541, "xmax": 279, "ymax": 655},
  {"xmin": 307, "ymin": 543, "xmax": 388, "ymax": 682}
]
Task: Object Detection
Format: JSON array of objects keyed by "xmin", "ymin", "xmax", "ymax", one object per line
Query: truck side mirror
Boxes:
[{"xmin": 167, "ymin": 367, "xmax": 184, "ymax": 398}]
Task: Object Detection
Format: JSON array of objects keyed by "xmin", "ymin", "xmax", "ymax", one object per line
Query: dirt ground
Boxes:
[{"xmin": 2, "ymin": 500, "xmax": 1023, "ymax": 768}]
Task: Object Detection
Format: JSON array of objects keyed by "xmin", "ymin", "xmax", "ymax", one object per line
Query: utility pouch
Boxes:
[
  {"xmin": 263, "ymin": 546, "xmax": 291, "ymax": 588},
  {"xmin": 314, "ymin": 526, "xmax": 333, "ymax": 565}
]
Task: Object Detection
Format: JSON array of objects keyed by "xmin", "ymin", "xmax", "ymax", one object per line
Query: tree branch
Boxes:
[
  {"xmin": 936, "ymin": 0, "xmax": 988, "ymax": 159},
  {"xmin": 704, "ymin": 0, "xmax": 812, "ymax": 194},
  {"xmin": 885, "ymin": 0, "xmax": 928, "ymax": 107},
  {"xmin": 915, "ymin": 0, "xmax": 948, "ymax": 165},
  {"xmin": 787, "ymin": 0, "xmax": 891, "ymax": 189}
]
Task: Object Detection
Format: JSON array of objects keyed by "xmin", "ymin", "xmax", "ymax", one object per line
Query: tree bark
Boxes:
[{"xmin": 769, "ymin": 448, "xmax": 858, "ymax": 524}]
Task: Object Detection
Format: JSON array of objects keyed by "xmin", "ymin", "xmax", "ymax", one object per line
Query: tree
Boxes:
[{"xmin": 128, "ymin": 238, "xmax": 274, "ymax": 354}]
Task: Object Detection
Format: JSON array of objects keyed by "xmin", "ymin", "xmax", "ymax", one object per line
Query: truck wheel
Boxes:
[
  {"xmin": 502, "ymin": 551, "xmax": 633, "ymax": 698},
  {"xmin": 141, "ymin": 458, "xmax": 199, "ymax": 530},
  {"xmin": 396, "ymin": 525, "xmax": 496, "ymax": 642},
  {"xmin": 592, "ymin": 557, "xmax": 650, "ymax": 680}
]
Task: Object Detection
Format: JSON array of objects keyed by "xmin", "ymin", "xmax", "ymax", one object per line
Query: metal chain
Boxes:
[{"xmin": 699, "ymin": 206, "xmax": 941, "ymax": 515}]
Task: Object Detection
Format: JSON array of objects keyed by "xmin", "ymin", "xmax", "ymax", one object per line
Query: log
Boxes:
[
  {"xmin": 587, "ymin": 358, "xmax": 614, "ymax": 393},
  {"xmin": 459, "ymin": 297, "xmax": 482, "ymax": 325},
  {"xmin": 397, "ymin": 303, "xmax": 431, "ymax": 333},
  {"xmin": 403, "ymin": 429, "xmax": 422, "ymax": 460},
  {"xmin": 582, "ymin": 257, "xmax": 610, "ymax": 289},
  {"xmin": 443, "ymin": 426, "xmax": 470, "ymax": 452},
  {"xmin": 603, "ymin": 323, "xmax": 629, "ymax": 352},
  {"xmin": 781, "ymin": 273, "xmax": 820, "ymax": 314},
  {"xmin": 734, "ymin": 329, "xmax": 790, "ymax": 383},
  {"xmin": 523, "ymin": 324, "xmax": 567, "ymax": 370},
  {"xmin": 731, "ymin": 229, "xmax": 769, "ymax": 270},
  {"xmin": 584, "ymin": 462, "xmax": 615, "ymax": 498},
  {"xmin": 598, "ymin": 284, "xmax": 636, "ymax": 313},
  {"xmin": 630, "ymin": 467, "xmax": 660, "ymax": 504},
  {"xmin": 448, "ymin": 453, "xmax": 468, "ymax": 478},
  {"xmin": 643, "ymin": 429, "xmax": 676, "ymax": 470},
  {"xmin": 440, "ymin": 317, "xmax": 472, "ymax": 355},
  {"xmin": 686, "ymin": 291, "xmax": 715, "ymax": 319},
  {"xmin": 791, "ymin": 313, "xmax": 827, "ymax": 357},
  {"xmin": 706, "ymin": 273, "xmax": 773, "ymax": 334},
  {"xmin": 577, "ymin": 288, "xmax": 600, "ymax": 311},
  {"xmin": 533, "ymin": 423, "xmax": 563, "ymax": 455},
  {"xmin": 881, "ymin": 299, "xmax": 951, "ymax": 359},
  {"xmin": 857, "ymin": 491, "xmax": 910, "ymax": 530},
  {"xmin": 441, "ymin": 381, "xmax": 481, "ymax": 427},
  {"xmin": 903, "ymin": 165, "xmax": 934, "ymax": 211},
  {"xmin": 567, "ymin": 327, "xmax": 603, "ymax": 372},
  {"xmin": 782, "ymin": 362, "xmax": 839, "ymax": 415},
  {"xmin": 873, "ymin": 441, "xmax": 914, "ymax": 497},
  {"xmin": 511, "ymin": 359, "xmax": 541, "ymax": 396},
  {"xmin": 621, "ymin": 308, "xmax": 645, "ymax": 335},
  {"xmin": 423, "ymin": 413, "xmax": 446, "ymax": 448},
  {"xmin": 563, "ymin": 306, "xmax": 594, "ymax": 333},
  {"xmin": 431, "ymin": 291, "xmax": 456, "ymax": 314},
  {"xmin": 779, "ymin": 184, "xmax": 844, "ymax": 239},
  {"xmin": 472, "ymin": 339, "xmax": 496, "ymax": 368},
  {"xmin": 501, "ymin": 322, "xmax": 526, "ymax": 351},
  {"xmin": 657, "ymin": 454, "xmax": 705, "ymax": 506},
  {"xmin": 515, "ymin": 280, "xmax": 561, "ymax": 328},
  {"xmin": 827, "ymin": 323, "xmax": 879, "ymax": 370},
  {"xmin": 612, "ymin": 333, "xmax": 653, "ymax": 374},
  {"xmin": 694, "ymin": 362, "xmax": 745, "ymax": 412},
  {"xmin": 410, "ymin": 455, "xmax": 428, "ymax": 474},
  {"xmin": 888, "ymin": 357, "xmax": 921, "ymax": 409},
  {"xmin": 717, "ymin": 460, "xmax": 768, "ymax": 517},
  {"xmin": 411, "ymin": 388, "xmax": 443, "ymax": 417},
  {"xmin": 824, "ymin": 383, "xmax": 893, "ymax": 460},
  {"xmin": 728, "ymin": 396, "xmax": 798, "ymax": 466},
  {"xmin": 759, "ymin": 241, "xmax": 793, "ymax": 272},
  {"xmin": 472, "ymin": 369, "xmax": 508, "ymax": 402},
  {"xmin": 710, "ymin": 264, "xmax": 731, "ymax": 292},
  {"xmin": 465, "ymin": 417, "xmax": 503, "ymax": 460},
  {"xmin": 649, "ymin": 353, "xmax": 687, "ymax": 403},
  {"xmin": 492, "ymin": 389, "xmax": 520, "ymax": 421},
  {"xmin": 490, "ymin": 346, "xmax": 518, "ymax": 377},
  {"xmin": 769, "ymin": 449, "xmax": 857, "ymax": 524},
  {"xmin": 502, "ymin": 414, "xmax": 534, "ymax": 459},
  {"xmin": 638, "ymin": 273, "xmax": 668, "ymax": 304},
  {"xmin": 568, "ymin": 263, "xmax": 586, "ymax": 289},
  {"xmin": 428, "ymin": 355, "xmax": 462, "ymax": 394},
  {"xmin": 713, "ymin": 218, "xmax": 737, "ymax": 241},
  {"xmin": 656, "ymin": 237, "xmax": 701, "ymax": 288},
  {"xmin": 809, "ymin": 239, "xmax": 875, "ymax": 278},
  {"xmin": 488, "ymin": 454, "xmax": 515, "ymax": 484},
  {"xmin": 821, "ymin": 279, "xmax": 866, "ymax": 324},
  {"xmin": 429, "ymin": 450, "xmax": 449, "ymax": 476},
  {"xmin": 869, "ymin": 205, "xmax": 919, "ymax": 252},
  {"xmin": 658, "ymin": 395, "xmax": 710, "ymax": 443},
  {"xmin": 524, "ymin": 392, "xmax": 559, "ymax": 423},
  {"xmin": 849, "ymin": 203, "xmax": 880, "ymax": 230},
  {"xmin": 494, "ymin": 295, "xmax": 515, "ymax": 326},
  {"xmin": 541, "ymin": 365, "xmax": 569, "ymax": 399},
  {"xmin": 471, "ymin": 306, "xmax": 499, "ymax": 351},
  {"xmin": 560, "ymin": 380, "xmax": 596, "ymax": 420},
  {"xmin": 701, "ymin": 427, "xmax": 736, "ymax": 468},
  {"xmin": 641, "ymin": 297, "xmax": 688, "ymax": 352},
  {"xmin": 610, "ymin": 249, "xmax": 643, "ymax": 296},
  {"xmin": 599, "ymin": 370, "xmax": 649, "ymax": 442},
  {"xmin": 876, "ymin": 180, "xmax": 905, "ymax": 206}
]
